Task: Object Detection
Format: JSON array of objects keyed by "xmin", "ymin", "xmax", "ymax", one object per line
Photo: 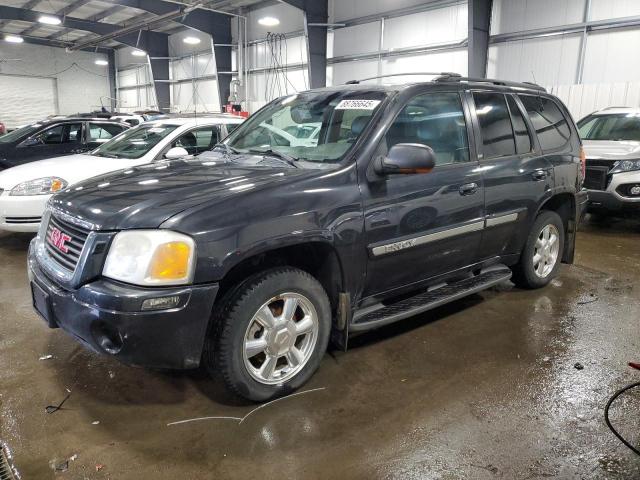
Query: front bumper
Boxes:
[
  {"xmin": 586, "ymin": 170, "xmax": 640, "ymax": 213},
  {"xmin": 0, "ymin": 191, "xmax": 49, "ymax": 232},
  {"xmin": 28, "ymin": 239, "xmax": 219, "ymax": 369}
]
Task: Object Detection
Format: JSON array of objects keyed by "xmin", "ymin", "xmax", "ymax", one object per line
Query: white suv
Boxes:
[
  {"xmin": 0, "ymin": 115, "xmax": 244, "ymax": 232},
  {"xmin": 578, "ymin": 107, "xmax": 640, "ymax": 215}
]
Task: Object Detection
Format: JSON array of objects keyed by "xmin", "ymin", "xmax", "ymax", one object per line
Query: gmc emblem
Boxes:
[{"xmin": 49, "ymin": 227, "xmax": 72, "ymax": 254}]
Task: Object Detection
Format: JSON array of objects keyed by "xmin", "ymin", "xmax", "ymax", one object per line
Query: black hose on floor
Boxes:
[{"xmin": 604, "ymin": 381, "xmax": 640, "ymax": 456}]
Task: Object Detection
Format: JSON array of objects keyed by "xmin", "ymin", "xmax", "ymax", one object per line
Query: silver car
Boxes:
[{"xmin": 578, "ymin": 107, "xmax": 640, "ymax": 215}]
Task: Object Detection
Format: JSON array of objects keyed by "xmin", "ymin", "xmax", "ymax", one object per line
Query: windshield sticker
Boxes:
[
  {"xmin": 148, "ymin": 127, "xmax": 166, "ymax": 133},
  {"xmin": 335, "ymin": 99, "xmax": 381, "ymax": 110}
]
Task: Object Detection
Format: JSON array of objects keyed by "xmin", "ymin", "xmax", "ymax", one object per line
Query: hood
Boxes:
[
  {"xmin": 0, "ymin": 154, "xmax": 146, "ymax": 189},
  {"xmin": 582, "ymin": 140, "xmax": 640, "ymax": 162},
  {"xmin": 49, "ymin": 156, "xmax": 314, "ymax": 230}
]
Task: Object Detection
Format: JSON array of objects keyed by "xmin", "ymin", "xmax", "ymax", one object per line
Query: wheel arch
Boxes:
[
  {"xmin": 536, "ymin": 192, "xmax": 577, "ymax": 263},
  {"xmin": 216, "ymin": 240, "xmax": 346, "ymax": 319}
]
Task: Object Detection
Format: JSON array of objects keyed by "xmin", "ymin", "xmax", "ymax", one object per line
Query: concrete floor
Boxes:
[{"xmin": 1, "ymin": 215, "xmax": 639, "ymax": 479}]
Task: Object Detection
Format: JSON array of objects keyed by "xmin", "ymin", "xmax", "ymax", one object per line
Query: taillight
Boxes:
[{"xmin": 579, "ymin": 146, "xmax": 586, "ymax": 185}]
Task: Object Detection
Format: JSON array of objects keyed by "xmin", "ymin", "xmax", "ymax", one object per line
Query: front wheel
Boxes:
[
  {"xmin": 205, "ymin": 267, "xmax": 331, "ymax": 402},
  {"xmin": 512, "ymin": 210, "xmax": 565, "ymax": 289}
]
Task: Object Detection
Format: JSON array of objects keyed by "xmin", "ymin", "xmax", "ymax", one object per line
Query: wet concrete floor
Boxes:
[{"xmin": 1, "ymin": 215, "xmax": 639, "ymax": 479}]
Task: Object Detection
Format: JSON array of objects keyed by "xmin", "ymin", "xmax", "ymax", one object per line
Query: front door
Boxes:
[
  {"xmin": 360, "ymin": 91, "xmax": 484, "ymax": 299},
  {"xmin": 20, "ymin": 122, "xmax": 84, "ymax": 161}
]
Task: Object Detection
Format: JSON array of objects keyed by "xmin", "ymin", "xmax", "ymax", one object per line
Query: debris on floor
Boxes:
[
  {"xmin": 38, "ymin": 354, "xmax": 53, "ymax": 361},
  {"xmin": 574, "ymin": 362, "xmax": 584, "ymax": 370},
  {"xmin": 95, "ymin": 463, "xmax": 105, "ymax": 472},
  {"xmin": 167, "ymin": 387, "xmax": 327, "ymax": 427},
  {"xmin": 45, "ymin": 389, "xmax": 71, "ymax": 414},
  {"xmin": 577, "ymin": 293, "xmax": 598, "ymax": 305},
  {"xmin": 91, "ymin": 421, "xmax": 100, "ymax": 425}
]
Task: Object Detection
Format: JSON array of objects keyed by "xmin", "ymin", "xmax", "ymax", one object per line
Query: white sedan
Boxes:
[{"xmin": 0, "ymin": 114, "xmax": 244, "ymax": 232}]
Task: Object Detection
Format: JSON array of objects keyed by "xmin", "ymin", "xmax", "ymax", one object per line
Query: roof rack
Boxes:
[
  {"xmin": 434, "ymin": 74, "xmax": 546, "ymax": 92},
  {"xmin": 345, "ymin": 72, "xmax": 462, "ymax": 85}
]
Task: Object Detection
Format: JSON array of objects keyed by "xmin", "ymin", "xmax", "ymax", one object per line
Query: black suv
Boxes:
[
  {"xmin": 0, "ymin": 117, "xmax": 129, "ymax": 170},
  {"xmin": 28, "ymin": 74, "xmax": 587, "ymax": 401}
]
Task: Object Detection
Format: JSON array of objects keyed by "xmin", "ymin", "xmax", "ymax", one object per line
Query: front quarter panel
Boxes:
[{"xmin": 163, "ymin": 164, "xmax": 366, "ymax": 295}]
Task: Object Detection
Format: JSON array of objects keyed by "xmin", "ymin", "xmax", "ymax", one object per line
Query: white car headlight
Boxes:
[
  {"xmin": 103, "ymin": 230, "xmax": 196, "ymax": 286},
  {"xmin": 10, "ymin": 177, "xmax": 68, "ymax": 196},
  {"xmin": 610, "ymin": 159, "xmax": 640, "ymax": 174}
]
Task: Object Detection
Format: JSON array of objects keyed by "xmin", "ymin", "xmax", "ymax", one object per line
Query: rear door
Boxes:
[
  {"xmin": 469, "ymin": 91, "xmax": 554, "ymax": 260},
  {"xmin": 360, "ymin": 90, "xmax": 485, "ymax": 298}
]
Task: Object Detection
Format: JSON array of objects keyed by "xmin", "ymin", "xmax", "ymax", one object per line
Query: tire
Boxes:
[
  {"xmin": 204, "ymin": 267, "xmax": 331, "ymax": 402},
  {"xmin": 511, "ymin": 210, "xmax": 565, "ymax": 289}
]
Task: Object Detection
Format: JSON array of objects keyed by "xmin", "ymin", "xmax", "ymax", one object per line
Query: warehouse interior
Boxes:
[{"xmin": 1, "ymin": 0, "xmax": 640, "ymax": 479}]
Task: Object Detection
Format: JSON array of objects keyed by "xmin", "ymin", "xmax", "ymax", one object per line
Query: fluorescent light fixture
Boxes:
[
  {"xmin": 38, "ymin": 15, "xmax": 62, "ymax": 25},
  {"xmin": 4, "ymin": 34, "xmax": 24, "ymax": 43},
  {"xmin": 183, "ymin": 36, "xmax": 201, "ymax": 45},
  {"xmin": 131, "ymin": 49, "xmax": 147, "ymax": 57},
  {"xmin": 258, "ymin": 16, "xmax": 280, "ymax": 27},
  {"xmin": 95, "ymin": 59, "xmax": 108, "ymax": 66}
]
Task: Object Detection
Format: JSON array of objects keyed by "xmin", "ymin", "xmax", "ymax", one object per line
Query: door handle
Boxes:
[
  {"xmin": 459, "ymin": 182, "xmax": 478, "ymax": 196},
  {"xmin": 532, "ymin": 170, "xmax": 547, "ymax": 181}
]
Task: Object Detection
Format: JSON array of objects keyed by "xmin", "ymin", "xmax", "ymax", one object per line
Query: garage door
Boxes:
[{"xmin": 0, "ymin": 74, "xmax": 57, "ymax": 129}]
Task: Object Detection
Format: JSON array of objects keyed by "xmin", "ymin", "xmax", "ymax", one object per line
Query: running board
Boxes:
[{"xmin": 350, "ymin": 266, "xmax": 512, "ymax": 332}]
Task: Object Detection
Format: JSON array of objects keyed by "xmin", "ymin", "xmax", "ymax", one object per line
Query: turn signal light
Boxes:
[
  {"xmin": 147, "ymin": 242, "xmax": 192, "ymax": 280},
  {"xmin": 579, "ymin": 146, "xmax": 586, "ymax": 184}
]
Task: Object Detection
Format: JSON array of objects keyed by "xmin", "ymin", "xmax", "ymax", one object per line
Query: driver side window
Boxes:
[{"xmin": 384, "ymin": 92, "xmax": 470, "ymax": 166}]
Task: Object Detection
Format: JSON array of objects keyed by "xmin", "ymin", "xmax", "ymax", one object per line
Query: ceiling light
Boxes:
[
  {"xmin": 95, "ymin": 59, "xmax": 108, "ymax": 66},
  {"xmin": 131, "ymin": 49, "xmax": 147, "ymax": 57},
  {"xmin": 258, "ymin": 16, "xmax": 280, "ymax": 27},
  {"xmin": 183, "ymin": 36, "xmax": 201, "ymax": 45},
  {"xmin": 38, "ymin": 15, "xmax": 62, "ymax": 25},
  {"xmin": 4, "ymin": 34, "xmax": 24, "ymax": 43}
]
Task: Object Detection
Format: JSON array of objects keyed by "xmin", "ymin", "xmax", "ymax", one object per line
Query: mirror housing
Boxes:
[
  {"xmin": 165, "ymin": 146, "xmax": 189, "ymax": 160},
  {"xmin": 375, "ymin": 143, "xmax": 436, "ymax": 175}
]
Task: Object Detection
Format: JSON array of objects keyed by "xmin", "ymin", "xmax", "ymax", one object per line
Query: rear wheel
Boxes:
[
  {"xmin": 512, "ymin": 210, "xmax": 565, "ymax": 289},
  {"xmin": 204, "ymin": 267, "xmax": 331, "ymax": 402}
]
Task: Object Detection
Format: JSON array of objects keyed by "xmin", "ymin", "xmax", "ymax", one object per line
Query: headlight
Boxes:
[
  {"xmin": 610, "ymin": 159, "xmax": 640, "ymax": 174},
  {"xmin": 10, "ymin": 177, "xmax": 67, "ymax": 196},
  {"xmin": 103, "ymin": 230, "xmax": 196, "ymax": 286}
]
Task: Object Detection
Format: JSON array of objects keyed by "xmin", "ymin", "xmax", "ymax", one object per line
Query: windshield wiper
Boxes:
[
  {"xmin": 248, "ymin": 149, "xmax": 299, "ymax": 168},
  {"xmin": 92, "ymin": 152, "xmax": 119, "ymax": 158},
  {"xmin": 213, "ymin": 143, "xmax": 240, "ymax": 155}
]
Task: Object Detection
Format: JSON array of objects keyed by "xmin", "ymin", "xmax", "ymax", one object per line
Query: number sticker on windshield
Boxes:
[
  {"xmin": 148, "ymin": 128, "xmax": 166, "ymax": 133},
  {"xmin": 335, "ymin": 99, "xmax": 381, "ymax": 110}
]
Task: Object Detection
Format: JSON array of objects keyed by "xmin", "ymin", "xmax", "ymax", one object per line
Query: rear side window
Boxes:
[
  {"xmin": 518, "ymin": 95, "xmax": 571, "ymax": 151},
  {"xmin": 473, "ymin": 92, "xmax": 516, "ymax": 159},
  {"xmin": 506, "ymin": 96, "xmax": 532, "ymax": 154}
]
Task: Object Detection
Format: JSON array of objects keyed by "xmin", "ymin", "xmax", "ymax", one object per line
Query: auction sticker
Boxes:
[{"xmin": 335, "ymin": 99, "xmax": 381, "ymax": 110}]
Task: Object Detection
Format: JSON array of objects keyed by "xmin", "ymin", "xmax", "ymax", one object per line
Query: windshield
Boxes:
[
  {"xmin": 578, "ymin": 114, "xmax": 640, "ymax": 141},
  {"xmin": 0, "ymin": 124, "xmax": 43, "ymax": 143},
  {"xmin": 223, "ymin": 90, "xmax": 388, "ymax": 164},
  {"xmin": 92, "ymin": 123, "xmax": 178, "ymax": 159}
]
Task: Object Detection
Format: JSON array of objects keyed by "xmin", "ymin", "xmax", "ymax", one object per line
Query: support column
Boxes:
[
  {"xmin": 468, "ymin": 0, "xmax": 493, "ymax": 78},
  {"xmin": 283, "ymin": 0, "xmax": 328, "ymax": 89}
]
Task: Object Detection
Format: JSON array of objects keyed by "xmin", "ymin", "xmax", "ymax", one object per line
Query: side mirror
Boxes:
[
  {"xmin": 165, "ymin": 146, "xmax": 189, "ymax": 160},
  {"xmin": 21, "ymin": 137, "xmax": 43, "ymax": 147},
  {"xmin": 374, "ymin": 143, "xmax": 436, "ymax": 175}
]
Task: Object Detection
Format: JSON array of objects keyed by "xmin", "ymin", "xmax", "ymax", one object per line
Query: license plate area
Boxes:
[{"xmin": 31, "ymin": 282, "xmax": 56, "ymax": 328}]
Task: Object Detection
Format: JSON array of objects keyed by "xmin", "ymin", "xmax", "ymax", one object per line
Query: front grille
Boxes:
[
  {"xmin": 45, "ymin": 214, "xmax": 90, "ymax": 271},
  {"xmin": 5, "ymin": 216, "xmax": 41, "ymax": 224},
  {"xmin": 584, "ymin": 166, "xmax": 609, "ymax": 191}
]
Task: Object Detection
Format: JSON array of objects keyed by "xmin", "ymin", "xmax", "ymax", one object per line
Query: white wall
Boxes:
[
  {"xmin": 0, "ymin": 42, "xmax": 110, "ymax": 125},
  {"xmin": 327, "ymin": 1, "xmax": 468, "ymax": 86},
  {"xmin": 548, "ymin": 82, "xmax": 640, "ymax": 120},
  {"xmin": 115, "ymin": 46, "xmax": 155, "ymax": 112},
  {"xmin": 490, "ymin": 0, "xmax": 585, "ymax": 35},
  {"xmin": 168, "ymin": 30, "xmax": 221, "ymax": 113}
]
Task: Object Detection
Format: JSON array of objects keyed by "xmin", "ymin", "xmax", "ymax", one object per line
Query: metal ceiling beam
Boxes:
[
  {"xmin": 282, "ymin": 0, "xmax": 328, "ymax": 88},
  {"xmin": 0, "ymin": 29, "xmax": 111, "ymax": 53},
  {"xmin": 104, "ymin": 0, "xmax": 233, "ymax": 107},
  {"xmin": 468, "ymin": 0, "xmax": 492, "ymax": 77},
  {"xmin": 20, "ymin": 0, "xmax": 93, "ymax": 37}
]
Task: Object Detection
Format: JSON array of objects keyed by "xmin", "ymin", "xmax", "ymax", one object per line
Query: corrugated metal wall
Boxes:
[{"xmin": 0, "ymin": 42, "xmax": 110, "ymax": 127}]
